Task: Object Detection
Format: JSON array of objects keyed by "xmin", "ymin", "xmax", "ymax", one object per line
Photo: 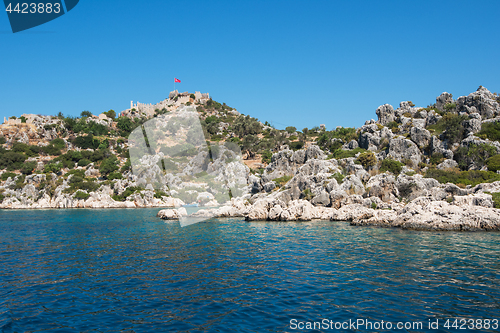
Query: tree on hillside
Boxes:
[
  {"xmin": 81, "ymin": 111, "xmax": 92, "ymax": 118},
  {"xmin": 241, "ymin": 134, "xmax": 259, "ymax": 159},
  {"xmin": 99, "ymin": 156, "xmax": 119, "ymax": 177},
  {"xmin": 117, "ymin": 117, "xmax": 133, "ymax": 135},
  {"xmin": 286, "ymin": 126, "xmax": 297, "ymax": 134},
  {"xmin": 231, "ymin": 115, "xmax": 262, "ymax": 138},
  {"xmin": 104, "ymin": 110, "xmax": 116, "ymax": 119}
]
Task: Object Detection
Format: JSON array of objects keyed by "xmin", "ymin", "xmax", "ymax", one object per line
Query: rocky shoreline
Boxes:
[
  {"xmin": 158, "ymin": 180, "xmax": 500, "ymax": 231},
  {"xmin": 4, "ymin": 86, "xmax": 500, "ymax": 233}
]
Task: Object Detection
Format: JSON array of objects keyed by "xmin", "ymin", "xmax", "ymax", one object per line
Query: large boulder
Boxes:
[
  {"xmin": 436, "ymin": 159, "xmax": 458, "ymax": 170},
  {"xmin": 410, "ymin": 127, "xmax": 431, "ymax": 148},
  {"xmin": 463, "ymin": 113, "xmax": 482, "ymax": 136},
  {"xmin": 246, "ymin": 207, "xmax": 268, "ymax": 221},
  {"xmin": 330, "ymin": 204, "xmax": 375, "ymax": 221},
  {"xmin": 366, "ymin": 173, "xmax": 398, "ymax": 202},
  {"xmin": 157, "ymin": 208, "xmax": 187, "ymax": 220},
  {"xmin": 311, "ymin": 190, "xmax": 331, "ymax": 206},
  {"xmin": 268, "ymin": 205, "xmax": 283, "ymax": 220},
  {"xmin": 429, "ymin": 136, "xmax": 453, "ymax": 159},
  {"xmin": 359, "ymin": 132, "xmax": 380, "ymax": 151},
  {"xmin": 387, "ymin": 137, "xmax": 422, "ymax": 167},
  {"xmin": 453, "ymin": 193, "xmax": 493, "ymax": 208},
  {"xmin": 456, "ymin": 86, "xmax": 500, "ymax": 119},
  {"xmin": 280, "ymin": 200, "xmax": 316, "ymax": 221},
  {"xmin": 395, "ymin": 174, "xmax": 439, "ymax": 201},
  {"xmin": 376, "ymin": 104, "xmax": 395, "ymax": 125},
  {"xmin": 330, "ymin": 189, "xmax": 348, "ymax": 209},
  {"xmin": 436, "ymin": 92, "xmax": 454, "ymax": 111},
  {"xmin": 339, "ymin": 175, "xmax": 365, "ymax": 195}
]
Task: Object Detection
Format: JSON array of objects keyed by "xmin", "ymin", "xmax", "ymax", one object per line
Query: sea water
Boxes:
[{"xmin": 1, "ymin": 209, "xmax": 499, "ymax": 332}]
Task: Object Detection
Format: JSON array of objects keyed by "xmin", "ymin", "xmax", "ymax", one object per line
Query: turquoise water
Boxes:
[{"xmin": 1, "ymin": 209, "xmax": 499, "ymax": 332}]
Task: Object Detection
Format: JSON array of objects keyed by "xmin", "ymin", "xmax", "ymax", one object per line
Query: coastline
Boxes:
[{"xmin": 158, "ymin": 190, "xmax": 500, "ymax": 231}]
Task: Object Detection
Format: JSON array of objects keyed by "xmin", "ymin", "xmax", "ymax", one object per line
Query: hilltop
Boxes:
[{"xmin": 2, "ymin": 86, "xmax": 500, "ymax": 230}]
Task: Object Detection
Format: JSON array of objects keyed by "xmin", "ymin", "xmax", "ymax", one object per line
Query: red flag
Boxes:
[{"xmin": 174, "ymin": 78, "xmax": 181, "ymax": 83}]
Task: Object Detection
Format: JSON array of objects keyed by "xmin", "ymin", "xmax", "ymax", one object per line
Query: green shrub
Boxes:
[
  {"xmin": 100, "ymin": 156, "xmax": 119, "ymax": 176},
  {"xmin": 44, "ymin": 162, "xmax": 62, "ymax": 174},
  {"xmin": 41, "ymin": 144, "xmax": 61, "ymax": 156},
  {"xmin": 112, "ymin": 186, "xmax": 141, "ymax": 201},
  {"xmin": 90, "ymin": 149, "xmax": 110, "ymax": 162},
  {"xmin": 477, "ymin": 122, "xmax": 500, "ymax": 142},
  {"xmin": 444, "ymin": 103, "xmax": 456, "ymax": 111},
  {"xmin": 289, "ymin": 141, "xmax": 304, "ymax": 151},
  {"xmin": 330, "ymin": 172, "xmax": 344, "ymax": 184},
  {"xmin": 429, "ymin": 153, "xmax": 444, "ymax": 165},
  {"xmin": 487, "ymin": 155, "xmax": 500, "ymax": 172},
  {"xmin": 80, "ymin": 111, "xmax": 92, "ymax": 117},
  {"xmin": 73, "ymin": 135, "xmax": 100, "ymax": 150},
  {"xmin": 261, "ymin": 150, "xmax": 272, "ymax": 164},
  {"xmin": 21, "ymin": 161, "xmax": 37, "ymax": 175},
  {"xmin": 230, "ymin": 115, "xmax": 262, "ymax": 138},
  {"xmin": 380, "ymin": 159, "xmax": 405, "ymax": 175},
  {"xmin": 427, "ymin": 113, "xmax": 467, "ymax": 144},
  {"xmin": 107, "ymin": 172, "xmax": 123, "ymax": 180},
  {"xmin": 302, "ymin": 188, "xmax": 314, "ymax": 200},
  {"xmin": 0, "ymin": 137, "xmax": 6, "ymax": 144},
  {"xmin": 273, "ymin": 175, "xmax": 292, "ymax": 187},
  {"xmin": 316, "ymin": 127, "xmax": 358, "ymax": 151},
  {"xmin": 386, "ymin": 121, "xmax": 399, "ymax": 128},
  {"xmin": 69, "ymin": 175, "xmax": 84, "ymax": 184},
  {"xmin": 12, "ymin": 142, "xmax": 30, "ymax": 153},
  {"xmin": 120, "ymin": 160, "xmax": 131, "ymax": 173},
  {"xmin": 10, "ymin": 143, "xmax": 39, "ymax": 157},
  {"xmin": 286, "ymin": 126, "xmax": 297, "ymax": 134},
  {"xmin": 74, "ymin": 191, "xmax": 90, "ymax": 200},
  {"xmin": 64, "ymin": 150, "xmax": 82, "ymax": 162},
  {"xmin": 454, "ymin": 143, "xmax": 497, "ymax": 170},
  {"xmin": 66, "ymin": 169, "xmax": 85, "ymax": 178},
  {"xmin": 103, "ymin": 110, "xmax": 116, "ymax": 119},
  {"xmin": 1, "ymin": 172, "xmax": 16, "ymax": 181},
  {"xmin": 386, "ymin": 121, "xmax": 400, "ymax": 133},
  {"xmin": 154, "ymin": 190, "xmax": 169, "ymax": 199},
  {"xmin": 65, "ymin": 176, "xmax": 99, "ymax": 193},
  {"xmin": 0, "ymin": 152, "xmax": 26, "ymax": 170},
  {"xmin": 425, "ymin": 168, "xmax": 500, "ymax": 187},
  {"xmin": 485, "ymin": 192, "xmax": 500, "ymax": 208},
  {"xmin": 28, "ymin": 145, "xmax": 40, "ymax": 156},
  {"xmin": 371, "ymin": 202, "xmax": 377, "ymax": 209},
  {"xmin": 357, "ymin": 152, "xmax": 377, "ymax": 169},
  {"xmin": 331, "ymin": 147, "xmax": 367, "ymax": 159},
  {"xmin": 50, "ymin": 138, "xmax": 66, "ymax": 150}
]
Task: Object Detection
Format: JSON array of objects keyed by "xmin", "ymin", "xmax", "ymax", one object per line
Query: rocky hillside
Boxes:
[{"xmin": 3, "ymin": 86, "xmax": 500, "ymax": 230}]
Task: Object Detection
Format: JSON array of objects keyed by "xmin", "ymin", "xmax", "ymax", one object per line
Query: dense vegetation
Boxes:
[{"xmin": 425, "ymin": 168, "xmax": 500, "ymax": 187}]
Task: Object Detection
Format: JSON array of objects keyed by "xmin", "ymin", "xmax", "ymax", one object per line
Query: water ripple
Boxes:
[{"xmin": 1, "ymin": 209, "xmax": 500, "ymax": 332}]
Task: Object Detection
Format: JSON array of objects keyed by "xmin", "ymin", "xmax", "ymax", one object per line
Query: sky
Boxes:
[{"xmin": 0, "ymin": 0, "xmax": 499, "ymax": 130}]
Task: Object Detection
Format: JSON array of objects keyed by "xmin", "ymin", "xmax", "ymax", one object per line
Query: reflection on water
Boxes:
[{"xmin": 0, "ymin": 209, "xmax": 499, "ymax": 332}]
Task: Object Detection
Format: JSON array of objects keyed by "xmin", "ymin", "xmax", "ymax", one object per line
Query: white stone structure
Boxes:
[{"xmin": 122, "ymin": 90, "xmax": 210, "ymax": 118}]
